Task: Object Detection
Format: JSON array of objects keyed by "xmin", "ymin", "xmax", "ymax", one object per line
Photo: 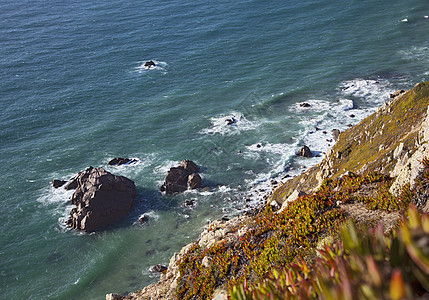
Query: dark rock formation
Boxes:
[
  {"xmin": 108, "ymin": 157, "xmax": 137, "ymax": 166},
  {"xmin": 160, "ymin": 160, "xmax": 202, "ymax": 194},
  {"xmin": 297, "ymin": 145, "xmax": 312, "ymax": 158},
  {"xmin": 390, "ymin": 89, "xmax": 406, "ymax": 99},
  {"xmin": 65, "ymin": 166, "xmax": 136, "ymax": 232},
  {"xmin": 52, "ymin": 180, "xmax": 67, "ymax": 188},
  {"xmin": 138, "ymin": 214, "xmax": 150, "ymax": 224},
  {"xmin": 144, "ymin": 60, "xmax": 156, "ymax": 69},
  {"xmin": 300, "ymin": 102, "xmax": 311, "ymax": 108},
  {"xmin": 225, "ymin": 117, "xmax": 237, "ymax": 125}
]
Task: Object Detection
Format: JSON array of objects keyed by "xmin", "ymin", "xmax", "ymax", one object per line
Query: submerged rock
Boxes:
[
  {"xmin": 65, "ymin": 166, "xmax": 136, "ymax": 232},
  {"xmin": 160, "ymin": 160, "xmax": 202, "ymax": 194},
  {"xmin": 108, "ymin": 157, "xmax": 138, "ymax": 166}
]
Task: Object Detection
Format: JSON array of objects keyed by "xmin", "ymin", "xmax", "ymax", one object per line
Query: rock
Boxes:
[
  {"xmin": 151, "ymin": 264, "xmax": 168, "ymax": 273},
  {"xmin": 138, "ymin": 214, "xmax": 150, "ymax": 224},
  {"xmin": 188, "ymin": 173, "xmax": 202, "ymax": 190},
  {"xmin": 180, "ymin": 159, "xmax": 200, "ymax": 174},
  {"xmin": 52, "ymin": 180, "xmax": 67, "ymax": 188},
  {"xmin": 106, "ymin": 293, "xmax": 123, "ymax": 300},
  {"xmin": 300, "ymin": 102, "xmax": 311, "ymax": 108},
  {"xmin": 332, "ymin": 129, "xmax": 340, "ymax": 142},
  {"xmin": 270, "ymin": 200, "xmax": 280, "ymax": 211},
  {"xmin": 144, "ymin": 60, "xmax": 156, "ymax": 69},
  {"xmin": 350, "ymin": 114, "xmax": 355, "ymax": 118},
  {"xmin": 278, "ymin": 190, "xmax": 307, "ymax": 213},
  {"xmin": 64, "ymin": 176, "xmax": 79, "ymax": 190},
  {"xmin": 108, "ymin": 157, "xmax": 137, "ymax": 166},
  {"xmin": 297, "ymin": 145, "xmax": 312, "ymax": 158},
  {"xmin": 184, "ymin": 199, "xmax": 195, "ymax": 207},
  {"xmin": 65, "ymin": 167, "xmax": 136, "ymax": 232},
  {"xmin": 161, "ymin": 160, "xmax": 202, "ymax": 194},
  {"xmin": 390, "ymin": 89, "xmax": 406, "ymax": 99},
  {"xmin": 225, "ymin": 117, "xmax": 237, "ymax": 125}
]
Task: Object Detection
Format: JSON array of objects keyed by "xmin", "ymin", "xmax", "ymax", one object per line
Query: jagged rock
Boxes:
[
  {"xmin": 297, "ymin": 145, "xmax": 312, "ymax": 158},
  {"xmin": 225, "ymin": 117, "xmax": 237, "ymax": 125},
  {"xmin": 332, "ymin": 129, "xmax": 340, "ymax": 142},
  {"xmin": 65, "ymin": 167, "xmax": 136, "ymax": 232},
  {"xmin": 151, "ymin": 264, "xmax": 168, "ymax": 273},
  {"xmin": 64, "ymin": 176, "xmax": 79, "ymax": 190},
  {"xmin": 52, "ymin": 180, "xmax": 67, "ymax": 188},
  {"xmin": 188, "ymin": 173, "xmax": 202, "ymax": 189},
  {"xmin": 390, "ymin": 89, "xmax": 406, "ymax": 99},
  {"xmin": 144, "ymin": 60, "xmax": 156, "ymax": 69},
  {"xmin": 108, "ymin": 157, "xmax": 137, "ymax": 166},
  {"xmin": 160, "ymin": 160, "xmax": 202, "ymax": 194},
  {"xmin": 300, "ymin": 102, "xmax": 311, "ymax": 108}
]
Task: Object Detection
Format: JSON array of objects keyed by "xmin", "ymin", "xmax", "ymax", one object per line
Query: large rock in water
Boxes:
[
  {"xmin": 65, "ymin": 166, "xmax": 136, "ymax": 232},
  {"xmin": 160, "ymin": 160, "xmax": 202, "ymax": 194}
]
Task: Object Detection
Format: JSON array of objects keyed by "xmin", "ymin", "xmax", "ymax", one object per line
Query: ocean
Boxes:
[{"xmin": 1, "ymin": 0, "xmax": 429, "ymax": 299}]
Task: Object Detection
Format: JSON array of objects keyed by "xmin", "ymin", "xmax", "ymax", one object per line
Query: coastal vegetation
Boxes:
[{"xmin": 114, "ymin": 83, "xmax": 429, "ymax": 299}]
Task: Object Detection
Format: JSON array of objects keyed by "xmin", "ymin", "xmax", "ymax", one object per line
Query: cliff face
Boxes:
[
  {"xmin": 107, "ymin": 81, "xmax": 429, "ymax": 300},
  {"xmin": 272, "ymin": 81, "xmax": 429, "ymax": 206}
]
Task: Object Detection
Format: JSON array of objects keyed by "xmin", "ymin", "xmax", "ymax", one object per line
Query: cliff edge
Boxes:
[{"xmin": 107, "ymin": 81, "xmax": 429, "ymax": 300}]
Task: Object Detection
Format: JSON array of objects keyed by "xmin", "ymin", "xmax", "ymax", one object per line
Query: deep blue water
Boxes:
[{"xmin": 1, "ymin": 1, "xmax": 429, "ymax": 299}]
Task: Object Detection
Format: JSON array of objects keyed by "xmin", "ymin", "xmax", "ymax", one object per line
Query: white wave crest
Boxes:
[
  {"xmin": 339, "ymin": 78, "xmax": 393, "ymax": 104},
  {"xmin": 201, "ymin": 111, "xmax": 258, "ymax": 135}
]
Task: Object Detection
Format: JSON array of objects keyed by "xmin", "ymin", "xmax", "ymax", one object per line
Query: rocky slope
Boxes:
[{"xmin": 107, "ymin": 81, "xmax": 429, "ymax": 300}]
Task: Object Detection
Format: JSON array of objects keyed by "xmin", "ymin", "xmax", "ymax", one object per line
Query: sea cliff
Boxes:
[{"xmin": 108, "ymin": 81, "xmax": 429, "ymax": 300}]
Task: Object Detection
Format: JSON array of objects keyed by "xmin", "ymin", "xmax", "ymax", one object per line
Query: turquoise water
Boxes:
[{"xmin": 1, "ymin": 1, "xmax": 429, "ymax": 299}]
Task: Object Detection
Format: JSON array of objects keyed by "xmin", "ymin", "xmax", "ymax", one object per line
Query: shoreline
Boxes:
[{"xmin": 106, "ymin": 82, "xmax": 429, "ymax": 299}]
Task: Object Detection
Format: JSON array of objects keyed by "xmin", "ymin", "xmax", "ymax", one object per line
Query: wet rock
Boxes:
[
  {"xmin": 160, "ymin": 160, "xmax": 202, "ymax": 194},
  {"xmin": 138, "ymin": 214, "xmax": 149, "ymax": 224},
  {"xmin": 65, "ymin": 166, "xmax": 136, "ymax": 232},
  {"xmin": 300, "ymin": 102, "xmax": 311, "ymax": 108},
  {"xmin": 225, "ymin": 117, "xmax": 237, "ymax": 125},
  {"xmin": 52, "ymin": 180, "xmax": 67, "ymax": 188},
  {"xmin": 184, "ymin": 199, "xmax": 195, "ymax": 207},
  {"xmin": 297, "ymin": 145, "xmax": 312, "ymax": 158},
  {"xmin": 144, "ymin": 60, "xmax": 156, "ymax": 69},
  {"xmin": 108, "ymin": 157, "xmax": 137, "ymax": 166}
]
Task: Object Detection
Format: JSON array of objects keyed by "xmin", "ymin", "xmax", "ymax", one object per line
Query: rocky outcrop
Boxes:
[
  {"xmin": 52, "ymin": 180, "xmax": 67, "ymax": 188},
  {"xmin": 65, "ymin": 167, "xmax": 136, "ymax": 232},
  {"xmin": 160, "ymin": 160, "xmax": 202, "ymax": 194},
  {"xmin": 390, "ymin": 105, "xmax": 429, "ymax": 197},
  {"xmin": 109, "ymin": 215, "xmax": 249, "ymax": 300},
  {"xmin": 144, "ymin": 60, "xmax": 156, "ymax": 69},
  {"xmin": 108, "ymin": 157, "xmax": 138, "ymax": 166},
  {"xmin": 297, "ymin": 145, "xmax": 312, "ymax": 158}
]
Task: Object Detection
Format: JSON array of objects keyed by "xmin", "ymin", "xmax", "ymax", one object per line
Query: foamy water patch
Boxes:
[
  {"xmin": 339, "ymin": 78, "xmax": 393, "ymax": 104},
  {"xmin": 201, "ymin": 112, "xmax": 259, "ymax": 135}
]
